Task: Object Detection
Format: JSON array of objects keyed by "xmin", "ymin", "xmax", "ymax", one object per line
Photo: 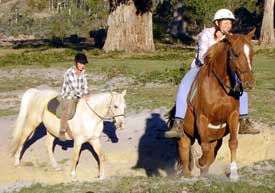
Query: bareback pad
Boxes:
[{"xmin": 47, "ymin": 96, "xmax": 77, "ymax": 120}]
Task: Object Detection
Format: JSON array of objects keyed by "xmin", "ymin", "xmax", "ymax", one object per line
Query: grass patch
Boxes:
[
  {"xmin": 126, "ymin": 87, "xmax": 177, "ymax": 112},
  {"xmin": 0, "ymin": 49, "xmax": 77, "ymax": 67},
  {"xmin": 249, "ymin": 55, "xmax": 275, "ymax": 125},
  {"xmin": 0, "ymin": 109, "xmax": 17, "ymax": 116},
  {"xmin": 12, "ymin": 160, "xmax": 275, "ymax": 193}
]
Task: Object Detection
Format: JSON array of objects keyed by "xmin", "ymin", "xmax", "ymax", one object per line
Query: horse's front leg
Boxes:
[
  {"xmin": 45, "ymin": 132, "xmax": 60, "ymax": 171},
  {"xmin": 70, "ymin": 139, "xmax": 82, "ymax": 179},
  {"xmin": 196, "ymin": 115, "xmax": 210, "ymax": 169},
  {"xmin": 228, "ymin": 111, "xmax": 239, "ymax": 181},
  {"xmin": 89, "ymin": 138, "xmax": 105, "ymax": 180},
  {"xmin": 178, "ymin": 135, "xmax": 192, "ymax": 177}
]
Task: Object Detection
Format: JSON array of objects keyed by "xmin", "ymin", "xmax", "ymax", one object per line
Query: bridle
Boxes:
[
  {"xmin": 211, "ymin": 46, "xmax": 252, "ymax": 96},
  {"xmin": 85, "ymin": 92, "xmax": 125, "ymax": 121}
]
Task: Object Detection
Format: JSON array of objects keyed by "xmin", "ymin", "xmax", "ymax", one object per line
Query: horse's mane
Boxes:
[{"xmin": 204, "ymin": 40, "xmax": 228, "ymax": 67}]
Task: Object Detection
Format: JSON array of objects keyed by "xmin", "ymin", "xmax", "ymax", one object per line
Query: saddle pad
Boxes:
[{"xmin": 47, "ymin": 96, "xmax": 77, "ymax": 120}]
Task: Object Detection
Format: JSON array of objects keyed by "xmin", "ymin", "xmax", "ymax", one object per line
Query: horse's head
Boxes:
[
  {"xmin": 109, "ymin": 90, "xmax": 127, "ymax": 130},
  {"xmin": 225, "ymin": 28, "xmax": 256, "ymax": 91}
]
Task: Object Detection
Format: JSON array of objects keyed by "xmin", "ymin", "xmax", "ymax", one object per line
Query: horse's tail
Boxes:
[
  {"xmin": 165, "ymin": 104, "xmax": 176, "ymax": 129},
  {"xmin": 10, "ymin": 88, "xmax": 38, "ymax": 156}
]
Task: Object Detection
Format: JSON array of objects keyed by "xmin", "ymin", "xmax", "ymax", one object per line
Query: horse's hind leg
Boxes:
[
  {"xmin": 178, "ymin": 135, "xmax": 192, "ymax": 177},
  {"xmin": 89, "ymin": 138, "xmax": 105, "ymax": 180},
  {"xmin": 14, "ymin": 122, "xmax": 38, "ymax": 166},
  {"xmin": 45, "ymin": 132, "xmax": 60, "ymax": 171},
  {"xmin": 70, "ymin": 139, "xmax": 82, "ymax": 178}
]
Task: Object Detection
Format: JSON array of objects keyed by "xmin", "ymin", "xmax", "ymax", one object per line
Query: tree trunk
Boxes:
[
  {"xmin": 103, "ymin": 0, "xmax": 155, "ymax": 53},
  {"xmin": 259, "ymin": 0, "xmax": 275, "ymax": 47}
]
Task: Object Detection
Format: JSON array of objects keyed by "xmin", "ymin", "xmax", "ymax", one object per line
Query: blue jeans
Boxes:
[{"xmin": 175, "ymin": 67, "xmax": 248, "ymax": 119}]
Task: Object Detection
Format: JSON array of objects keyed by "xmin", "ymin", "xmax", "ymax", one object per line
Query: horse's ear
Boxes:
[
  {"xmin": 247, "ymin": 27, "xmax": 256, "ymax": 40},
  {"xmin": 122, "ymin": 89, "xmax": 126, "ymax": 96}
]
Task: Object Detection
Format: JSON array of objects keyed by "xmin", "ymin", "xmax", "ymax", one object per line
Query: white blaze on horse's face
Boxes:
[{"xmin": 244, "ymin": 44, "xmax": 252, "ymax": 70}]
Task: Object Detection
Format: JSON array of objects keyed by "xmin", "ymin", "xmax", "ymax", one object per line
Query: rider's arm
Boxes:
[
  {"xmin": 196, "ymin": 31, "xmax": 210, "ymax": 65},
  {"xmin": 82, "ymin": 73, "xmax": 88, "ymax": 96}
]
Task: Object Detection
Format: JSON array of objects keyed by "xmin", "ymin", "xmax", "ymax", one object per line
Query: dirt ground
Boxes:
[{"xmin": 0, "ymin": 109, "xmax": 275, "ymax": 192}]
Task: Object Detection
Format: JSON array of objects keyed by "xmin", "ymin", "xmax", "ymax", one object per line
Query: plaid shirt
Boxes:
[{"xmin": 61, "ymin": 66, "xmax": 88, "ymax": 100}]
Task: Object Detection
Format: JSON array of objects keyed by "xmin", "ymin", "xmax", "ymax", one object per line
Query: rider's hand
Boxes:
[{"xmin": 83, "ymin": 95, "xmax": 89, "ymax": 102}]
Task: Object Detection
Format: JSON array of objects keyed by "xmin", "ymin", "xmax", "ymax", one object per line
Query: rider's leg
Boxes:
[
  {"xmin": 239, "ymin": 92, "xmax": 259, "ymax": 134},
  {"xmin": 165, "ymin": 67, "xmax": 200, "ymax": 138},
  {"xmin": 60, "ymin": 99, "xmax": 74, "ymax": 141}
]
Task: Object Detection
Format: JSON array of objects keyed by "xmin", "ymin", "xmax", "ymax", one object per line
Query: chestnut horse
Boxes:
[{"xmin": 173, "ymin": 29, "xmax": 256, "ymax": 181}]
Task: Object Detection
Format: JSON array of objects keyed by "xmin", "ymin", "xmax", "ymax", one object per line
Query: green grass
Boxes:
[
  {"xmin": 10, "ymin": 160, "xmax": 275, "ymax": 193},
  {"xmin": 249, "ymin": 54, "xmax": 275, "ymax": 125}
]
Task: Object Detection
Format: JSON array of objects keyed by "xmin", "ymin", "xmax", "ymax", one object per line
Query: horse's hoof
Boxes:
[
  {"xmin": 196, "ymin": 159, "xmax": 206, "ymax": 169},
  {"xmin": 14, "ymin": 160, "xmax": 20, "ymax": 167},
  {"xmin": 229, "ymin": 171, "xmax": 239, "ymax": 182},
  {"xmin": 71, "ymin": 171, "xmax": 77, "ymax": 179}
]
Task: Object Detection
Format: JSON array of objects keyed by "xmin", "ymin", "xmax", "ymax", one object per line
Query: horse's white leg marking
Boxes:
[
  {"xmin": 45, "ymin": 132, "xmax": 60, "ymax": 171},
  {"xmin": 244, "ymin": 44, "xmax": 251, "ymax": 70},
  {"xmin": 70, "ymin": 139, "xmax": 82, "ymax": 178},
  {"xmin": 229, "ymin": 161, "xmax": 239, "ymax": 181},
  {"xmin": 89, "ymin": 138, "xmax": 105, "ymax": 180}
]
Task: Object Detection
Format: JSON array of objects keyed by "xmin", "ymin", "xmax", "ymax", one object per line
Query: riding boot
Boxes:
[
  {"xmin": 165, "ymin": 118, "xmax": 185, "ymax": 138},
  {"xmin": 239, "ymin": 118, "xmax": 260, "ymax": 134}
]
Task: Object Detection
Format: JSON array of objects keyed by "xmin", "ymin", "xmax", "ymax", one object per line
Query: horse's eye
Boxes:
[
  {"xmin": 234, "ymin": 53, "xmax": 239, "ymax": 57},
  {"xmin": 114, "ymin": 105, "xmax": 118, "ymax": 109}
]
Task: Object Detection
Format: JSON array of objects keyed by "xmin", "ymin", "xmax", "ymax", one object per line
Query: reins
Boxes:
[
  {"xmin": 85, "ymin": 92, "xmax": 125, "ymax": 121},
  {"xmin": 211, "ymin": 45, "xmax": 245, "ymax": 96},
  {"xmin": 211, "ymin": 68, "xmax": 233, "ymax": 95}
]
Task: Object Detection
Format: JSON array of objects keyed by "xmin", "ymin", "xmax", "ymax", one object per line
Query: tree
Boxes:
[
  {"xmin": 259, "ymin": 0, "xmax": 275, "ymax": 47},
  {"xmin": 103, "ymin": 0, "xmax": 155, "ymax": 53}
]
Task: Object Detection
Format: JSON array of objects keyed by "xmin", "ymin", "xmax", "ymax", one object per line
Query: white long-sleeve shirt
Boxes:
[{"xmin": 191, "ymin": 27, "xmax": 220, "ymax": 68}]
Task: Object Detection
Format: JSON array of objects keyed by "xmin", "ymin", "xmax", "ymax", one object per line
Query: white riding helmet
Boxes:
[{"xmin": 213, "ymin": 9, "xmax": 235, "ymax": 21}]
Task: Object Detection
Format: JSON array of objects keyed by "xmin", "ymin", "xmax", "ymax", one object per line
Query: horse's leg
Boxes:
[
  {"xmin": 228, "ymin": 112, "xmax": 240, "ymax": 181},
  {"xmin": 178, "ymin": 135, "xmax": 192, "ymax": 177},
  {"xmin": 200, "ymin": 139, "xmax": 223, "ymax": 176},
  {"xmin": 196, "ymin": 115, "xmax": 210, "ymax": 168},
  {"xmin": 88, "ymin": 138, "xmax": 105, "ymax": 180},
  {"xmin": 45, "ymin": 132, "xmax": 60, "ymax": 171},
  {"xmin": 70, "ymin": 139, "xmax": 82, "ymax": 179},
  {"xmin": 14, "ymin": 122, "xmax": 38, "ymax": 166}
]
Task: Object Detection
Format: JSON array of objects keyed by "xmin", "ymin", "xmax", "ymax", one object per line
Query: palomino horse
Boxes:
[
  {"xmin": 11, "ymin": 88, "xmax": 126, "ymax": 179},
  {"xmin": 173, "ymin": 29, "xmax": 256, "ymax": 180}
]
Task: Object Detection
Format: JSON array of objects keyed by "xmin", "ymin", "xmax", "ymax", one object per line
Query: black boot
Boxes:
[
  {"xmin": 165, "ymin": 118, "xmax": 185, "ymax": 138},
  {"xmin": 239, "ymin": 118, "xmax": 259, "ymax": 134}
]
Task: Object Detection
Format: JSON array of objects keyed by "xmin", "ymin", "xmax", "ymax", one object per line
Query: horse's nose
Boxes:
[{"xmin": 244, "ymin": 81, "xmax": 255, "ymax": 90}]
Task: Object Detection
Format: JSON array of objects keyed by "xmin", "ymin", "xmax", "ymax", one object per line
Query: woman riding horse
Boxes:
[{"xmin": 165, "ymin": 9, "xmax": 259, "ymax": 138}]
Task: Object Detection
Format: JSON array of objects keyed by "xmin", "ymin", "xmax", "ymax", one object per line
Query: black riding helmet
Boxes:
[{"xmin": 75, "ymin": 53, "xmax": 88, "ymax": 64}]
